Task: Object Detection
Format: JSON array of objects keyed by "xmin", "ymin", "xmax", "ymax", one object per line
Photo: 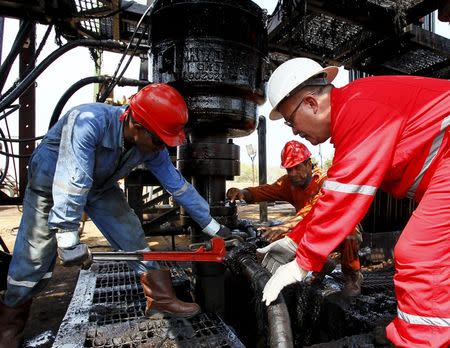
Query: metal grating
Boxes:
[
  {"xmin": 90, "ymin": 261, "xmax": 191, "ymax": 326},
  {"xmin": 268, "ymin": 0, "xmax": 449, "ymax": 78},
  {"xmin": 368, "ymin": 0, "xmax": 423, "ymax": 7},
  {"xmin": 382, "ymin": 47, "xmax": 448, "ymax": 74},
  {"xmin": 53, "ymin": 261, "xmax": 244, "ymax": 348},
  {"xmin": 290, "ymin": 14, "xmax": 367, "ymax": 55},
  {"xmin": 75, "ymin": 0, "xmax": 107, "ymax": 13},
  {"xmin": 83, "ymin": 313, "xmax": 244, "ymax": 348}
]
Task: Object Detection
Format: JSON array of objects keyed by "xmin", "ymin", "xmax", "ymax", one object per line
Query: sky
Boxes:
[{"xmin": 0, "ymin": 0, "xmax": 449, "ymax": 178}]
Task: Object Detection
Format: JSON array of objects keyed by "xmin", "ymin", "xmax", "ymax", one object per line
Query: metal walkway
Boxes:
[{"xmin": 53, "ymin": 261, "xmax": 244, "ymax": 348}]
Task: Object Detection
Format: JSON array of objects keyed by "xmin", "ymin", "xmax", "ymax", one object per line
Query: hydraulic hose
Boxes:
[
  {"xmin": 0, "ymin": 20, "xmax": 34, "ymax": 94},
  {"xmin": 0, "ymin": 128, "xmax": 10, "ymax": 185},
  {"xmin": 0, "ymin": 39, "xmax": 150, "ymax": 113},
  {"xmin": 225, "ymin": 242, "xmax": 293, "ymax": 348},
  {"xmin": 49, "ymin": 76, "xmax": 150, "ymax": 129}
]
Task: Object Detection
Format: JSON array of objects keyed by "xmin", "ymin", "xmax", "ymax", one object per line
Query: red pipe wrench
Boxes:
[{"xmin": 91, "ymin": 237, "xmax": 226, "ymax": 263}]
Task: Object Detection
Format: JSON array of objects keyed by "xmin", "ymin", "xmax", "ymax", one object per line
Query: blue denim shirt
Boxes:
[{"xmin": 29, "ymin": 103, "xmax": 212, "ymax": 232}]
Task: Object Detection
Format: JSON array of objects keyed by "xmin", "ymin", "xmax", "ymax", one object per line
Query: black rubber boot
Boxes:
[{"xmin": 0, "ymin": 299, "xmax": 32, "ymax": 348}]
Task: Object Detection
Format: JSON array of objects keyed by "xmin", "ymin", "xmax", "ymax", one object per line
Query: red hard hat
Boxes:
[
  {"xmin": 280, "ymin": 140, "xmax": 311, "ymax": 168},
  {"xmin": 129, "ymin": 83, "xmax": 188, "ymax": 147}
]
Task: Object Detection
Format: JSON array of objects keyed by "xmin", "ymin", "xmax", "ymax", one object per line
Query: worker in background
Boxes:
[
  {"xmin": 0, "ymin": 83, "xmax": 231, "ymax": 348},
  {"xmin": 261, "ymin": 57, "xmax": 450, "ymax": 348},
  {"xmin": 227, "ymin": 140, "xmax": 362, "ymax": 296}
]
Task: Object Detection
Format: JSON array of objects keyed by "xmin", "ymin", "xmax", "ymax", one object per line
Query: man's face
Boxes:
[
  {"xmin": 286, "ymin": 161, "xmax": 312, "ymax": 188},
  {"xmin": 134, "ymin": 126, "xmax": 166, "ymax": 153},
  {"xmin": 278, "ymin": 89, "xmax": 331, "ymax": 145},
  {"xmin": 126, "ymin": 113, "xmax": 166, "ymax": 153}
]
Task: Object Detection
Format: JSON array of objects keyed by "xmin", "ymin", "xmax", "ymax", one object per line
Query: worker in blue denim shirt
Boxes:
[{"xmin": 0, "ymin": 84, "xmax": 231, "ymax": 348}]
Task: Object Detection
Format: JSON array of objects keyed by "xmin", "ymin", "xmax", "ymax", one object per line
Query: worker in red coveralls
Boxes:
[
  {"xmin": 260, "ymin": 57, "xmax": 450, "ymax": 348},
  {"xmin": 227, "ymin": 140, "xmax": 362, "ymax": 296}
]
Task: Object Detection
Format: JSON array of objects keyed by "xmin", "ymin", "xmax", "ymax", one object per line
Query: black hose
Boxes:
[
  {"xmin": 0, "ymin": 39, "xmax": 149, "ymax": 113},
  {"xmin": 0, "ymin": 128, "xmax": 9, "ymax": 185},
  {"xmin": 0, "ymin": 104, "xmax": 20, "ymax": 122},
  {"xmin": 98, "ymin": 2, "xmax": 154, "ymax": 102},
  {"xmin": 0, "ymin": 135, "xmax": 44, "ymax": 142},
  {"xmin": 49, "ymin": 75, "xmax": 150, "ymax": 129},
  {"xmin": 225, "ymin": 242, "xmax": 294, "ymax": 348},
  {"xmin": 0, "ymin": 151, "xmax": 31, "ymax": 159},
  {"xmin": 0, "ymin": 20, "xmax": 34, "ymax": 94}
]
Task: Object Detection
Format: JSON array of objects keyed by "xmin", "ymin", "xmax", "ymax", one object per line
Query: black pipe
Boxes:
[
  {"xmin": 98, "ymin": 1, "xmax": 154, "ymax": 102},
  {"xmin": 0, "ymin": 104, "xmax": 20, "ymax": 122},
  {"xmin": 0, "ymin": 128, "xmax": 9, "ymax": 185},
  {"xmin": 257, "ymin": 115, "xmax": 268, "ymax": 222},
  {"xmin": 225, "ymin": 242, "xmax": 293, "ymax": 348},
  {"xmin": 0, "ymin": 20, "xmax": 34, "ymax": 93},
  {"xmin": 49, "ymin": 76, "xmax": 150, "ymax": 129},
  {"xmin": 236, "ymin": 219, "xmax": 258, "ymax": 238},
  {"xmin": 0, "ymin": 39, "xmax": 149, "ymax": 112}
]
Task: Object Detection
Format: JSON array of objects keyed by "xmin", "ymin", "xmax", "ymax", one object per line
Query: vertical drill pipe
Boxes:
[
  {"xmin": 258, "ymin": 116, "xmax": 268, "ymax": 222},
  {"xmin": 225, "ymin": 246, "xmax": 294, "ymax": 348},
  {"xmin": 242, "ymin": 260, "xmax": 293, "ymax": 348}
]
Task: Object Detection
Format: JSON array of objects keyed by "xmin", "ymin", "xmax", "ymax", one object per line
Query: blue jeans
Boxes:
[{"xmin": 4, "ymin": 184, "xmax": 157, "ymax": 307}]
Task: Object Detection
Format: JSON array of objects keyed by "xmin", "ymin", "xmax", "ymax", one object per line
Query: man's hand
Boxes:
[
  {"xmin": 256, "ymin": 237, "xmax": 297, "ymax": 273},
  {"xmin": 262, "ymin": 260, "xmax": 308, "ymax": 306},
  {"xmin": 215, "ymin": 224, "xmax": 232, "ymax": 239},
  {"xmin": 259, "ymin": 216, "xmax": 303, "ymax": 242},
  {"xmin": 226, "ymin": 188, "xmax": 246, "ymax": 202},
  {"xmin": 57, "ymin": 243, "xmax": 92, "ymax": 268},
  {"xmin": 259, "ymin": 225, "xmax": 291, "ymax": 242}
]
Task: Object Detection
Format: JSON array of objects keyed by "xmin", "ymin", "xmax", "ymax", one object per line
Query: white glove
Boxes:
[
  {"xmin": 256, "ymin": 237, "xmax": 298, "ymax": 274},
  {"xmin": 262, "ymin": 259, "xmax": 308, "ymax": 306},
  {"xmin": 55, "ymin": 230, "xmax": 80, "ymax": 248}
]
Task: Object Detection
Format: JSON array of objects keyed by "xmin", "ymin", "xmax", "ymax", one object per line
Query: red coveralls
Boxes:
[
  {"xmin": 288, "ymin": 76, "xmax": 450, "ymax": 347},
  {"xmin": 246, "ymin": 167, "xmax": 360, "ymax": 271}
]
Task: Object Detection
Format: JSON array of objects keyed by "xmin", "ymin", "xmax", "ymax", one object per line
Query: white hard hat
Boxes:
[{"xmin": 267, "ymin": 58, "xmax": 339, "ymax": 120}]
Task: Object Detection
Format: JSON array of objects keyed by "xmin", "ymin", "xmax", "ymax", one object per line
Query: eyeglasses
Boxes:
[
  {"xmin": 283, "ymin": 89, "xmax": 321, "ymax": 128},
  {"xmin": 284, "ymin": 97, "xmax": 306, "ymax": 128}
]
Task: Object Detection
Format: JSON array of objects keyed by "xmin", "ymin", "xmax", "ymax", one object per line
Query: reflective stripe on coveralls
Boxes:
[
  {"xmin": 407, "ymin": 114, "xmax": 450, "ymax": 198},
  {"xmin": 397, "ymin": 308, "xmax": 450, "ymax": 327},
  {"xmin": 322, "ymin": 181, "xmax": 377, "ymax": 195},
  {"xmin": 172, "ymin": 181, "xmax": 189, "ymax": 196},
  {"xmin": 7, "ymin": 273, "xmax": 52, "ymax": 288}
]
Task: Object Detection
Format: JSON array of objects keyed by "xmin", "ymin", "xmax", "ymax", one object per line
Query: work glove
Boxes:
[
  {"xmin": 202, "ymin": 218, "xmax": 232, "ymax": 239},
  {"xmin": 262, "ymin": 259, "xmax": 308, "ymax": 306},
  {"xmin": 256, "ymin": 237, "xmax": 297, "ymax": 274},
  {"xmin": 55, "ymin": 230, "xmax": 92, "ymax": 268},
  {"xmin": 215, "ymin": 224, "xmax": 232, "ymax": 239},
  {"xmin": 57, "ymin": 243, "xmax": 92, "ymax": 268}
]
